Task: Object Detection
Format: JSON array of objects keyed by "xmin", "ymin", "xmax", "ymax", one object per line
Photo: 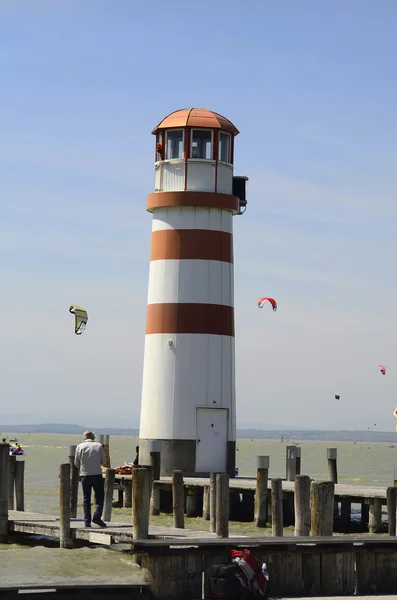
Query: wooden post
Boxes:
[
  {"xmin": 132, "ymin": 467, "xmax": 149, "ymax": 540},
  {"xmin": 284, "ymin": 491, "xmax": 295, "ymax": 526},
  {"xmin": 394, "ymin": 466, "xmax": 397, "ymax": 487},
  {"xmin": 328, "ymin": 448, "xmax": 339, "ymax": 519},
  {"xmin": 386, "ymin": 486, "xmax": 397, "ymax": 536},
  {"xmin": 210, "ymin": 472, "xmax": 218, "ymax": 533},
  {"xmin": 369, "ymin": 497, "xmax": 382, "ymax": 533},
  {"xmin": 68, "ymin": 445, "xmax": 79, "ymax": 519},
  {"xmin": 361, "ymin": 501, "xmax": 369, "ymax": 525},
  {"xmin": 103, "ymin": 467, "xmax": 115, "ymax": 522},
  {"xmin": 310, "ymin": 480, "xmax": 334, "ymax": 536},
  {"xmin": 150, "ymin": 481, "xmax": 161, "ymax": 516},
  {"xmin": 140, "ymin": 464, "xmax": 155, "ymax": 509},
  {"xmin": 271, "ymin": 478, "xmax": 283, "ymax": 536},
  {"xmin": 285, "ymin": 446, "xmax": 297, "ymax": 481},
  {"xmin": 148, "ymin": 440, "xmax": 162, "ymax": 481},
  {"xmin": 59, "ymin": 463, "xmax": 72, "ymax": 548},
  {"xmin": 0, "ymin": 444, "xmax": 9, "ymax": 543},
  {"xmin": 15, "ymin": 460, "xmax": 25, "ymax": 511},
  {"xmin": 254, "ymin": 455, "xmax": 269, "ymax": 527},
  {"xmin": 295, "ymin": 447, "xmax": 301, "ymax": 475},
  {"xmin": 172, "ymin": 470, "xmax": 184, "ymax": 529},
  {"xmin": 149, "ymin": 452, "xmax": 161, "ymax": 481},
  {"xmin": 340, "ymin": 501, "xmax": 351, "ymax": 525},
  {"xmin": 294, "ymin": 474, "xmax": 310, "ymax": 536},
  {"xmin": 202, "ymin": 485, "xmax": 210, "ymax": 520},
  {"xmin": 186, "ymin": 487, "xmax": 198, "ymax": 517},
  {"xmin": 124, "ymin": 479, "xmax": 132, "ymax": 508},
  {"xmin": 327, "ymin": 448, "xmax": 338, "ymax": 483},
  {"xmin": 215, "ymin": 473, "xmax": 229, "ymax": 538},
  {"xmin": 8, "ymin": 455, "xmax": 16, "ymax": 510},
  {"xmin": 103, "ymin": 434, "xmax": 111, "ymax": 468}
]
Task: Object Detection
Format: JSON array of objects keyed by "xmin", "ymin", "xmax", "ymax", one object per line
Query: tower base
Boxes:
[{"xmin": 139, "ymin": 438, "xmax": 236, "ymax": 478}]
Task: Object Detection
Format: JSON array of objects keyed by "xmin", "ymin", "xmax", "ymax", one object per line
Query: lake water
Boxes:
[{"xmin": 1, "ymin": 432, "xmax": 396, "ymax": 587}]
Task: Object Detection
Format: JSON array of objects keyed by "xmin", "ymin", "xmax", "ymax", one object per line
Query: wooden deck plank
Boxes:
[
  {"xmin": 130, "ymin": 534, "xmax": 397, "ymax": 547},
  {"xmin": 0, "ymin": 583, "xmax": 149, "ymax": 591},
  {"xmin": 8, "ymin": 511, "xmax": 220, "ymax": 544}
]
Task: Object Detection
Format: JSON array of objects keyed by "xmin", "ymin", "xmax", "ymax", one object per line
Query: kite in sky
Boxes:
[
  {"xmin": 258, "ymin": 297, "xmax": 277, "ymax": 311},
  {"xmin": 69, "ymin": 305, "xmax": 88, "ymax": 335}
]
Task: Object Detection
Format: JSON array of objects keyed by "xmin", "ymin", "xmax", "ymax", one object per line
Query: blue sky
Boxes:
[{"xmin": 1, "ymin": 1, "xmax": 396, "ymax": 430}]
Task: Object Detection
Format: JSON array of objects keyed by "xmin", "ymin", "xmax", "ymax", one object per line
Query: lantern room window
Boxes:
[
  {"xmin": 191, "ymin": 129, "xmax": 213, "ymax": 160},
  {"xmin": 218, "ymin": 132, "xmax": 231, "ymax": 163},
  {"xmin": 166, "ymin": 129, "xmax": 184, "ymax": 159}
]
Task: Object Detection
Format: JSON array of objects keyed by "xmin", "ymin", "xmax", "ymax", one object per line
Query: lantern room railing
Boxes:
[{"xmin": 154, "ymin": 159, "xmax": 233, "ymax": 195}]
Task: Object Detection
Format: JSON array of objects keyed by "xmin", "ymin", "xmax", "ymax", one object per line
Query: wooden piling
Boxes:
[
  {"xmin": 140, "ymin": 464, "xmax": 155, "ymax": 509},
  {"xmin": 327, "ymin": 448, "xmax": 338, "ymax": 483},
  {"xmin": 0, "ymin": 444, "xmax": 9, "ymax": 543},
  {"xmin": 310, "ymin": 480, "xmax": 334, "ymax": 536},
  {"xmin": 59, "ymin": 463, "xmax": 72, "ymax": 548},
  {"xmin": 186, "ymin": 487, "xmax": 198, "ymax": 517},
  {"xmin": 215, "ymin": 473, "xmax": 229, "ymax": 538},
  {"xmin": 103, "ymin": 434, "xmax": 111, "ymax": 468},
  {"xmin": 124, "ymin": 480, "xmax": 132, "ymax": 508},
  {"xmin": 15, "ymin": 460, "xmax": 25, "ymax": 511},
  {"xmin": 103, "ymin": 467, "xmax": 115, "ymax": 522},
  {"xmin": 284, "ymin": 491, "xmax": 295, "ymax": 526},
  {"xmin": 295, "ymin": 447, "xmax": 302, "ymax": 475},
  {"xmin": 210, "ymin": 472, "xmax": 218, "ymax": 533},
  {"xmin": 150, "ymin": 481, "xmax": 161, "ymax": 516},
  {"xmin": 361, "ymin": 501, "xmax": 369, "ymax": 525},
  {"xmin": 254, "ymin": 455, "xmax": 269, "ymax": 527},
  {"xmin": 394, "ymin": 466, "xmax": 397, "ymax": 487},
  {"xmin": 172, "ymin": 470, "xmax": 184, "ymax": 529},
  {"xmin": 369, "ymin": 497, "xmax": 382, "ymax": 533},
  {"xmin": 285, "ymin": 446, "xmax": 298, "ymax": 481},
  {"xmin": 294, "ymin": 475, "xmax": 310, "ymax": 536},
  {"xmin": 8, "ymin": 455, "xmax": 16, "ymax": 510},
  {"xmin": 340, "ymin": 501, "xmax": 351, "ymax": 525},
  {"xmin": 386, "ymin": 486, "xmax": 397, "ymax": 536},
  {"xmin": 271, "ymin": 478, "xmax": 283, "ymax": 536},
  {"xmin": 148, "ymin": 440, "xmax": 162, "ymax": 481},
  {"xmin": 150, "ymin": 453, "xmax": 161, "ymax": 481},
  {"xmin": 202, "ymin": 485, "xmax": 210, "ymax": 520},
  {"xmin": 132, "ymin": 467, "xmax": 150, "ymax": 540},
  {"xmin": 68, "ymin": 445, "xmax": 79, "ymax": 518}
]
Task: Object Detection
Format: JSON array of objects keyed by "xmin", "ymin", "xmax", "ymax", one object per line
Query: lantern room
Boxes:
[{"xmin": 152, "ymin": 108, "xmax": 246, "ymax": 206}]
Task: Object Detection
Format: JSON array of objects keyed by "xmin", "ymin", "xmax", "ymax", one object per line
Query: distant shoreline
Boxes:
[{"xmin": 0, "ymin": 423, "xmax": 396, "ymax": 443}]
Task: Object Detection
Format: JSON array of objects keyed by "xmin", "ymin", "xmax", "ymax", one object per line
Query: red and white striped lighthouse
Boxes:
[{"xmin": 138, "ymin": 108, "xmax": 247, "ymax": 476}]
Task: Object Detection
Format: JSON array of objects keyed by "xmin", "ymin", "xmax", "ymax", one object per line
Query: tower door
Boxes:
[{"xmin": 195, "ymin": 408, "xmax": 228, "ymax": 474}]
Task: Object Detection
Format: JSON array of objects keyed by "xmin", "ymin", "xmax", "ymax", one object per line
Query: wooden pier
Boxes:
[
  {"xmin": 7, "ymin": 511, "xmax": 397, "ymax": 598},
  {"xmin": 4, "ymin": 443, "xmax": 397, "ymax": 598}
]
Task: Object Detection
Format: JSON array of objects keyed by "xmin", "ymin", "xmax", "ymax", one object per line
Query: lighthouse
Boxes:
[{"xmin": 138, "ymin": 108, "xmax": 248, "ymax": 477}]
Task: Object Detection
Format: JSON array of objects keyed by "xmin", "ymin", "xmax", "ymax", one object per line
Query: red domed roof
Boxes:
[{"xmin": 152, "ymin": 108, "xmax": 239, "ymax": 136}]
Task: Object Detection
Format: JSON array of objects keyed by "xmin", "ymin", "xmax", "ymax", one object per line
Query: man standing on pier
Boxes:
[{"xmin": 74, "ymin": 430, "xmax": 107, "ymax": 528}]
